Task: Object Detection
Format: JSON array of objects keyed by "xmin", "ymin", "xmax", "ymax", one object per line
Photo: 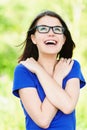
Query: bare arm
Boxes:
[
  {"xmin": 35, "ymin": 62, "xmax": 80, "ymax": 114},
  {"xmin": 19, "ymin": 87, "xmax": 57, "ymax": 129},
  {"xmin": 20, "ymin": 58, "xmax": 80, "ymax": 114}
]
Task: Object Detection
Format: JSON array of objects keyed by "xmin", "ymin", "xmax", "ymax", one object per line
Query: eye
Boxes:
[
  {"xmin": 53, "ymin": 26, "xmax": 64, "ymax": 34},
  {"xmin": 54, "ymin": 27, "xmax": 62, "ymax": 32},
  {"xmin": 39, "ymin": 26, "xmax": 48, "ymax": 32}
]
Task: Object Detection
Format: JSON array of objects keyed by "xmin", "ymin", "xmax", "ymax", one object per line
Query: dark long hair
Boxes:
[{"xmin": 18, "ymin": 10, "xmax": 75, "ymax": 62}]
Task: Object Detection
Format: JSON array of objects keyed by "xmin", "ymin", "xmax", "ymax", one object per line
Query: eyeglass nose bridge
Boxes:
[{"xmin": 48, "ymin": 26, "xmax": 55, "ymax": 33}]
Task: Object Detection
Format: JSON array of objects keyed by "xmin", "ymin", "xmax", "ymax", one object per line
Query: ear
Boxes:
[{"xmin": 31, "ymin": 34, "xmax": 37, "ymax": 44}]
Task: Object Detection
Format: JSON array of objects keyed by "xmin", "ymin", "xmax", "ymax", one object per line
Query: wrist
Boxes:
[{"xmin": 53, "ymin": 74, "xmax": 63, "ymax": 87}]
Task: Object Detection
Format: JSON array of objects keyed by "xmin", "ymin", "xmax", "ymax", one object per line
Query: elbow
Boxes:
[
  {"xmin": 38, "ymin": 118, "xmax": 50, "ymax": 129},
  {"xmin": 62, "ymin": 104, "xmax": 74, "ymax": 114},
  {"xmin": 40, "ymin": 124, "xmax": 49, "ymax": 129}
]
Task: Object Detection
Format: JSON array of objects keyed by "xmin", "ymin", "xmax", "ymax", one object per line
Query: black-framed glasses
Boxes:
[{"xmin": 35, "ymin": 25, "xmax": 65, "ymax": 34}]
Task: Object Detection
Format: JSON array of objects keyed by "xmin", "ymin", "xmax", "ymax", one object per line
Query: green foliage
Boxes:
[
  {"xmin": 0, "ymin": 0, "xmax": 87, "ymax": 130},
  {"xmin": 0, "ymin": 42, "xmax": 17, "ymax": 78}
]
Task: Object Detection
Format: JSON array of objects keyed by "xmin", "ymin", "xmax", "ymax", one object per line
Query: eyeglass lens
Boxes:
[{"xmin": 36, "ymin": 25, "xmax": 64, "ymax": 34}]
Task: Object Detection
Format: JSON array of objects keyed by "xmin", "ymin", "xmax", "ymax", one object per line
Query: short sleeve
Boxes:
[
  {"xmin": 63, "ymin": 60, "xmax": 86, "ymax": 89},
  {"xmin": 12, "ymin": 64, "xmax": 36, "ymax": 98}
]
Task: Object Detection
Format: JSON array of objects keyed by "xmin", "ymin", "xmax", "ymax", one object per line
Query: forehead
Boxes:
[{"xmin": 36, "ymin": 16, "xmax": 62, "ymax": 26}]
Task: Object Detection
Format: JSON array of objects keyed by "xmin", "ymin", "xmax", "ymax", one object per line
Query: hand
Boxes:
[
  {"xmin": 53, "ymin": 58, "xmax": 74, "ymax": 83},
  {"xmin": 20, "ymin": 58, "xmax": 40, "ymax": 73}
]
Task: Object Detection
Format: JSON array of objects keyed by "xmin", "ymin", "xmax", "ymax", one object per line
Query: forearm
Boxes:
[
  {"xmin": 20, "ymin": 58, "xmax": 79, "ymax": 114},
  {"xmin": 19, "ymin": 88, "xmax": 57, "ymax": 129},
  {"xmin": 31, "ymin": 97, "xmax": 58, "ymax": 128},
  {"xmin": 40, "ymin": 97, "xmax": 57, "ymax": 128},
  {"xmin": 36, "ymin": 66, "xmax": 76, "ymax": 113}
]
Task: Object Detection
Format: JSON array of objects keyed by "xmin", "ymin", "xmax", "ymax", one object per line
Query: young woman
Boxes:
[{"xmin": 12, "ymin": 10, "xmax": 86, "ymax": 130}]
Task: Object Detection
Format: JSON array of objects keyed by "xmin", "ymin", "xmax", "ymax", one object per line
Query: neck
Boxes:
[{"xmin": 38, "ymin": 54, "xmax": 57, "ymax": 76}]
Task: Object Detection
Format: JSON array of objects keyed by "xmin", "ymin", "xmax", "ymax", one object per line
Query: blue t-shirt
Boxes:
[{"xmin": 12, "ymin": 60, "xmax": 86, "ymax": 130}]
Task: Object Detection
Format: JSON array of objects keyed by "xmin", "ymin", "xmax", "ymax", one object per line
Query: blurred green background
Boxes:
[{"xmin": 0, "ymin": 0, "xmax": 87, "ymax": 130}]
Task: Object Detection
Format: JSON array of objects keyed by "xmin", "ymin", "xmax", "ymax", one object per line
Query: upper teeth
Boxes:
[{"xmin": 45, "ymin": 40, "xmax": 56, "ymax": 44}]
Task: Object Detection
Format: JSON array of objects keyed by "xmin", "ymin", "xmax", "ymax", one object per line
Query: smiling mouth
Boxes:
[{"xmin": 44, "ymin": 40, "xmax": 57, "ymax": 45}]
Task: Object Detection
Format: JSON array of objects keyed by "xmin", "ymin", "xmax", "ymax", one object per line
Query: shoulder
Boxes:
[
  {"xmin": 13, "ymin": 63, "xmax": 36, "ymax": 87},
  {"xmin": 68, "ymin": 59, "xmax": 81, "ymax": 76},
  {"xmin": 73, "ymin": 59, "xmax": 80, "ymax": 69},
  {"xmin": 66, "ymin": 59, "xmax": 86, "ymax": 88},
  {"xmin": 15, "ymin": 63, "xmax": 29, "ymax": 72},
  {"xmin": 13, "ymin": 64, "xmax": 36, "ymax": 98},
  {"xmin": 70, "ymin": 59, "xmax": 81, "ymax": 75},
  {"xmin": 14, "ymin": 63, "xmax": 33, "ymax": 76}
]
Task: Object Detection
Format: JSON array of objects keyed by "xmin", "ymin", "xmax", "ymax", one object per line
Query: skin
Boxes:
[{"xmin": 19, "ymin": 16, "xmax": 80, "ymax": 129}]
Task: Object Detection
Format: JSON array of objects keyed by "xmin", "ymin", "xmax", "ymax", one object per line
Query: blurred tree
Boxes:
[{"xmin": 0, "ymin": 0, "xmax": 87, "ymax": 130}]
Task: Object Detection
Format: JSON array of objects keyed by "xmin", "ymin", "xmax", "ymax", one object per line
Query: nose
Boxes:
[{"xmin": 48, "ymin": 28, "xmax": 54, "ymax": 35}]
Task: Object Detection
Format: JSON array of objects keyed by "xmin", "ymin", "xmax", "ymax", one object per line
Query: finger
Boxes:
[
  {"xmin": 26, "ymin": 58, "xmax": 30, "ymax": 61},
  {"xmin": 64, "ymin": 58, "xmax": 68, "ymax": 63},
  {"xmin": 68, "ymin": 59, "xmax": 74, "ymax": 68},
  {"xmin": 60, "ymin": 58, "xmax": 64, "ymax": 62},
  {"xmin": 67, "ymin": 58, "xmax": 73, "ymax": 64},
  {"xmin": 70, "ymin": 60, "xmax": 74, "ymax": 66},
  {"xmin": 20, "ymin": 61, "xmax": 24, "ymax": 64}
]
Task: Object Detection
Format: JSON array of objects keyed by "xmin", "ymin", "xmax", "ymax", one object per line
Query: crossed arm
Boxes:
[{"xmin": 19, "ymin": 58, "xmax": 80, "ymax": 128}]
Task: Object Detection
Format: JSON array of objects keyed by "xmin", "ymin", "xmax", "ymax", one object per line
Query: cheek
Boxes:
[
  {"xmin": 60, "ymin": 35, "xmax": 65, "ymax": 45},
  {"xmin": 57, "ymin": 36, "xmax": 65, "ymax": 51},
  {"xmin": 35, "ymin": 34, "xmax": 43, "ymax": 44}
]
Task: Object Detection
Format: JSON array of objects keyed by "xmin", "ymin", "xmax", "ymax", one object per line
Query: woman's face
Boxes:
[{"xmin": 31, "ymin": 16, "xmax": 66, "ymax": 56}]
